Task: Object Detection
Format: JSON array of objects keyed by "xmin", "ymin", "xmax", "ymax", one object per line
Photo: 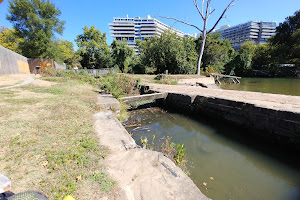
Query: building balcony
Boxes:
[
  {"xmin": 110, "ymin": 30, "xmax": 135, "ymax": 34},
  {"xmin": 109, "ymin": 23, "xmax": 135, "ymax": 26},
  {"xmin": 111, "ymin": 34, "xmax": 136, "ymax": 38},
  {"xmin": 109, "ymin": 27, "xmax": 135, "ymax": 30},
  {"xmin": 140, "ymin": 28, "xmax": 157, "ymax": 31}
]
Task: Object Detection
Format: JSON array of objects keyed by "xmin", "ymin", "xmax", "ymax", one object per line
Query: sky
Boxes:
[{"xmin": 1, "ymin": 0, "xmax": 300, "ymax": 46}]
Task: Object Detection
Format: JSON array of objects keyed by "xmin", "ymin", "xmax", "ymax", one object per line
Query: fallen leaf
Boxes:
[
  {"xmin": 41, "ymin": 161, "xmax": 48, "ymax": 168},
  {"xmin": 76, "ymin": 175, "xmax": 82, "ymax": 182}
]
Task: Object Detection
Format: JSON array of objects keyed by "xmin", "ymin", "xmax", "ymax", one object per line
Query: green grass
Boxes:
[{"xmin": 0, "ymin": 80, "xmax": 115, "ymax": 200}]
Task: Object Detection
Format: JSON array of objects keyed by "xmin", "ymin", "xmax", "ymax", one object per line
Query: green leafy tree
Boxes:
[
  {"xmin": 159, "ymin": 0, "xmax": 236, "ymax": 75},
  {"xmin": 57, "ymin": 39, "xmax": 81, "ymax": 69},
  {"xmin": 269, "ymin": 10, "xmax": 300, "ymax": 63},
  {"xmin": 225, "ymin": 41, "xmax": 256, "ymax": 76},
  {"xmin": 6, "ymin": 0, "xmax": 65, "ymax": 59},
  {"xmin": 289, "ymin": 29, "xmax": 300, "ymax": 63},
  {"xmin": 76, "ymin": 26, "xmax": 112, "ymax": 69},
  {"xmin": 0, "ymin": 28, "xmax": 23, "ymax": 53},
  {"xmin": 111, "ymin": 39, "xmax": 134, "ymax": 73},
  {"xmin": 181, "ymin": 37, "xmax": 198, "ymax": 74},
  {"xmin": 196, "ymin": 33, "xmax": 235, "ymax": 74},
  {"xmin": 128, "ymin": 54, "xmax": 145, "ymax": 74},
  {"xmin": 136, "ymin": 30, "xmax": 197, "ymax": 74},
  {"xmin": 251, "ymin": 44, "xmax": 272, "ymax": 69}
]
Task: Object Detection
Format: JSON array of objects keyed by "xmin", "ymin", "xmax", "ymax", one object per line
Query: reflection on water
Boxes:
[
  {"xmin": 126, "ymin": 108, "xmax": 300, "ymax": 200},
  {"xmin": 219, "ymin": 78, "xmax": 300, "ymax": 96}
]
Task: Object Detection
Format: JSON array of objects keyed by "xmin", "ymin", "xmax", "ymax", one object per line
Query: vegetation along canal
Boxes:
[
  {"xmin": 125, "ymin": 108, "xmax": 300, "ymax": 200},
  {"xmin": 219, "ymin": 78, "xmax": 300, "ymax": 96}
]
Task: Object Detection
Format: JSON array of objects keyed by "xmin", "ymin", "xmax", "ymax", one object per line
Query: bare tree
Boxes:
[{"xmin": 159, "ymin": 0, "xmax": 235, "ymax": 75}]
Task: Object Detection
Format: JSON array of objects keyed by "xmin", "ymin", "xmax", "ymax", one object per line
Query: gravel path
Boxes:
[{"xmin": 150, "ymin": 84, "xmax": 300, "ymax": 113}]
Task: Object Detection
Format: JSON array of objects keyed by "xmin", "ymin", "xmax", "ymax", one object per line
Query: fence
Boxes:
[{"xmin": 85, "ymin": 68, "xmax": 116, "ymax": 76}]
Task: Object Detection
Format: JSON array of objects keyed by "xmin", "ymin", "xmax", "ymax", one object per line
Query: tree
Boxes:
[
  {"xmin": 252, "ymin": 44, "xmax": 272, "ymax": 69},
  {"xmin": 159, "ymin": 0, "xmax": 236, "ymax": 75},
  {"xmin": 225, "ymin": 41, "xmax": 256, "ymax": 76},
  {"xmin": 269, "ymin": 10, "xmax": 300, "ymax": 63},
  {"xmin": 6, "ymin": 0, "xmax": 65, "ymax": 59},
  {"xmin": 136, "ymin": 30, "xmax": 197, "ymax": 74},
  {"xmin": 0, "ymin": 28, "xmax": 23, "ymax": 53},
  {"xmin": 111, "ymin": 39, "xmax": 134, "ymax": 73},
  {"xmin": 196, "ymin": 33, "xmax": 235, "ymax": 73},
  {"xmin": 289, "ymin": 29, "xmax": 300, "ymax": 63},
  {"xmin": 57, "ymin": 39, "xmax": 81, "ymax": 69},
  {"xmin": 76, "ymin": 26, "xmax": 111, "ymax": 69}
]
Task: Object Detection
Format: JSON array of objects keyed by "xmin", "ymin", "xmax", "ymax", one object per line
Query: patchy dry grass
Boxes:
[{"xmin": 0, "ymin": 79, "xmax": 115, "ymax": 200}]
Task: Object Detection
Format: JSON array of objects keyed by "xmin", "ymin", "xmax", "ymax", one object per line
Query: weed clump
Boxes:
[
  {"xmin": 99, "ymin": 73, "xmax": 139, "ymax": 99},
  {"xmin": 140, "ymin": 135, "xmax": 187, "ymax": 167},
  {"xmin": 41, "ymin": 68, "xmax": 99, "ymax": 86}
]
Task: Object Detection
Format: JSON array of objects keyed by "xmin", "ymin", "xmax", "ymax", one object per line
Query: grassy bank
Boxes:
[{"xmin": 0, "ymin": 78, "xmax": 115, "ymax": 199}]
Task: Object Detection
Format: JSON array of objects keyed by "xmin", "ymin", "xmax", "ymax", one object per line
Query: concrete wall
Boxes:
[
  {"xmin": 162, "ymin": 92, "xmax": 300, "ymax": 150},
  {"xmin": 0, "ymin": 45, "xmax": 30, "ymax": 74},
  {"xmin": 0, "ymin": 45, "xmax": 66, "ymax": 75},
  {"xmin": 28, "ymin": 59, "xmax": 66, "ymax": 74}
]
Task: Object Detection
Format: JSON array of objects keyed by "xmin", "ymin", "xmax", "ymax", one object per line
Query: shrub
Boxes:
[
  {"xmin": 99, "ymin": 73, "xmax": 138, "ymax": 99},
  {"xmin": 41, "ymin": 68, "xmax": 99, "ymax": 86}
]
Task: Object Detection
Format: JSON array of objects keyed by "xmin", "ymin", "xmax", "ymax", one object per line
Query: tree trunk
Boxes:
[{"xmin": 197, "ymin": 20, "xmax": 207, "ymax": 75}]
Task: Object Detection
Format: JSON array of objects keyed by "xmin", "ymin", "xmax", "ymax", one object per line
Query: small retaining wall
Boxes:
[
  {"xmin": 0, "ymin": 45, "xmax": 30, "ymax": 74},
  {"xmin": 0, "ymin": 45, "xmax": 65, "ymax": 75},
  {"xmin": 28, "ymin": 59, "xmax": 66, "ymax": 74},
  {"xmin": 163, "ymin": 92, "xmax": 300, "ymax": 149}
]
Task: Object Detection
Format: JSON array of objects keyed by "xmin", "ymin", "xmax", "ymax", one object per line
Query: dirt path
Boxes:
[
  {"xmin": 94, "ymin": 95, "xmax": 210, "ymax": 200},
  {"xmin": 150, "ymin": 84, "xmax": 300, "ymax": 113},
  {"xmin": 0, "ymin": 74, "xmax": 35, "ymax": 90}
]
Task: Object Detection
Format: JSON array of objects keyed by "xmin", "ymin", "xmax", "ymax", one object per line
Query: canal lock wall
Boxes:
[{"xmin": 157, "ymin": 92, "xmax": 300, "ymax": 150}]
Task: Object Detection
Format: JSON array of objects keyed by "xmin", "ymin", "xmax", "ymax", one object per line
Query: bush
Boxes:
[
  {"xmin": 41, "ymin": 68, "xmax": 99, "ymax": 86},
  {"xmin": 98, "ymin": 73, "xmax": 139, "ymax": 99}
]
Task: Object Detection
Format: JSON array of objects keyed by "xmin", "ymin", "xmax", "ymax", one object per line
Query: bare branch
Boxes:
[
  {"xmin": 209, "ymin": 8, "xmax": 215, "ymax": 16},
  {"xmin": 193, "ymin": 0, "xmax": 205, "ymax": 20},
  {"xmin": 157, "ymin": 15, "xmax": 203, "ymax": 33},
  {"xmin": 207, "ymin": 0, "xmax": 235, "ymax": 34},
  {"xmin": 202, "ymin": 0, "xmax": 204, "ymax": 15},
  {"xmin": 205, "ymin": 0, "xmax": 212, "ymax": 19}
]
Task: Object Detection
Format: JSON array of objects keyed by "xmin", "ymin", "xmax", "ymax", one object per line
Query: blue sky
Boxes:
[{"xmin": 1, "ymin": 0, "xmax": 300, "ymax": 46}]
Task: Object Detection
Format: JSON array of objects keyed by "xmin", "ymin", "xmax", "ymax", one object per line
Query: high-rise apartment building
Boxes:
[
  {"xmin": 215, "ymin": 21, "xmax": 277, "ymax": 50},
  {"xmin": 109, "ymin": 15, "xmax": 195, "ymax": 52}
]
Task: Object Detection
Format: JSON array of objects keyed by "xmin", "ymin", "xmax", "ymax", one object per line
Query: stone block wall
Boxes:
[{"xmin": 163, "ymin": 92, "xmax": 300, "ymax": 149}]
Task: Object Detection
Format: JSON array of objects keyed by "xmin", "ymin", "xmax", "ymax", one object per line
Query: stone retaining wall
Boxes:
[{"xmin": 162, "ymin": 92, "xmax": 300, "ymax": 149}]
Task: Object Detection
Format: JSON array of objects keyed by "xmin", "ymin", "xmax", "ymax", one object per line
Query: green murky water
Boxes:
[
  {"xmin": 126, "ymin": 108, "xmax": 300, "ymax": 200},
  {"xmin": 219, "ymin": 78, "xmax": 300, "ymax": 96}
]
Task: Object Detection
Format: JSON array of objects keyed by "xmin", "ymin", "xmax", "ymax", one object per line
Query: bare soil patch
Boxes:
[{"xmin": 0, "ymin": 74, "xmax": 31, "ymax": 87}]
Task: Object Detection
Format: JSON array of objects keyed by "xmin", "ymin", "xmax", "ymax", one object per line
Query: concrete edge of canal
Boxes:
[
  {"xmin": 149, "ymin": 86, "xmax": 300, "ymax": 151},
  {"xmin": 94, "ymin": 93, "xmax": 211, "ymax": 200}
]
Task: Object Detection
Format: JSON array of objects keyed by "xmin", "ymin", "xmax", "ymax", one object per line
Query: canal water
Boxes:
[
  {"xmin": 219, "ymin": 78, "xmax": 300, "ymax": 96},
  {"xmin": 125, "ymin": 108, "xmax": 300, "ymax": 200}
]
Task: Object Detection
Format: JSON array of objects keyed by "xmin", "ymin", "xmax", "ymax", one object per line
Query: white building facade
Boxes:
[
  {"xmin": 215, "ymin": 21, "xmax": 277, "ymax": 50},
  {"xmin": 109, "ymin": 15, "xmax": 195, "ymax": 52}
]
